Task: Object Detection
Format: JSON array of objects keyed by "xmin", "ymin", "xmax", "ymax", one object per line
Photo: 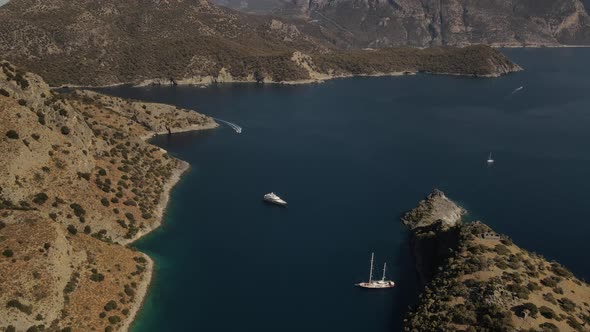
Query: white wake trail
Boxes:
[
  {"xmin": 214, "ymin": 118, "xmax": 242, "ymax": 134},
  {"xmin": 512, "ymin": 86, "xmax": 524, "ymax": 94}
]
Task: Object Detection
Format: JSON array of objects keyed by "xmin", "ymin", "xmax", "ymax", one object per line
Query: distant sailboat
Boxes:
[
  {"xmin": 487, "ymin": 152, "xmax": 494, "ymax": 164},
  {"xmin": 356, "ymin": 253, "xmax": 395, "ymax": 289}
]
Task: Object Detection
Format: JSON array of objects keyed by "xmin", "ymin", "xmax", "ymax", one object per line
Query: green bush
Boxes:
[
  {"xmin": 104, "ymin": 300, "xmax": 117, "ymax": 311},
  {"xmin": 507, "ymin": 283, "xmax": 530, "ymax": 299},
  {"xmin": 108, "ymin": 315, "xmax": 121, "ymax": 324},
  {"xmin": 539, "ymin": 322, "xmax": 559, "ymax": 332},
  {"xmin": 6, "ymin": 299, "xmax": 32, "ymax": 314},
  {"xmin": 61, "ymin": 126, "xmax": 71, "ymax": 135},
  {"xmin": 37, "ymin": 111, "xmax": 46, "ymax": 125},
  {"xmin": 70, "ymin": 203, "xmax": 86, "ymax": 217},
  {"xmin": 541, "ymin": 276, "xmax": 560, "ymax": 288},
  {"xmin": 539, "ymin": 306, "xmax": 556, "ymax": 319},
  {"xmin": 543, "ymin": 293, "xmax": 557, "ymax": 305},
  {"xmin": 559, "ymin": 297, "xmax": 576, "ymax": 312},
  {"xmin": 513, "ymin": 302, "xmax": 538, "ymax": 318},
  {"xmin": 566, "ymin": 316, "xmax": 583, "ymax": 330},
  {"xmin": 124, "ymin": 285, "xmax": 135, "ymax": 297},
  {"xmin": 32, "ymin": 193, "xmax": 49, "ymax": 205},
  {"xmin": 0, "ymin": 88, "xmax": 9, "ymax": 97},
  {"xmin": 101, "ymin": 198, "xmax": 110, "ymax": 207},
  {"xmin": 67, "ymin": 225, "xmax": 77, "ymax": 235},
  {"xmin": 2, "ymin": 249, "xmax": 14, "ymax": 257},
  {"xmin": 6, "ymin": 130, "xmax": 19, "ymax": 139},
  {"xmin": 494, "ymin": 244, "xmax": 511, "ymax": 255},
  {"xmin": 90, "ymin": 272, "xmax": 105, "ymax": 282},
  {"xmin": 551, "ymin": 263, "xmax": 573, "ymax": 278}
]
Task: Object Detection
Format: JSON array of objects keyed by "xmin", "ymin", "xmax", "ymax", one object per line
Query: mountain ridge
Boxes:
[{"xmin": 213, "ymin": 0, "xmax": 590, "ymax": 48}]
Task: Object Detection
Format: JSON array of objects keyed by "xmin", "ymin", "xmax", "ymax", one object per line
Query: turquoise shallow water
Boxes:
[{"xmin": 98, "ymin": 48, "xmax": 590, "ymax": 332}]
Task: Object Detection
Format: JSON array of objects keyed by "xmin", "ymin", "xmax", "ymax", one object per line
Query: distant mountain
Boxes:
[
  {"xmin": 0, "ymin": 0, "xmax": 520, "ymax": 86},
  {"xmin": 213, "ymin": 0, "xmax": 590, "ymax": 48}
]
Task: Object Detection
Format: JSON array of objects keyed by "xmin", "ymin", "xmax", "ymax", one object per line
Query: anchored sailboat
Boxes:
[{"xmin": 356, "ymin": 253, "xmax": 395, "ymax": 289}]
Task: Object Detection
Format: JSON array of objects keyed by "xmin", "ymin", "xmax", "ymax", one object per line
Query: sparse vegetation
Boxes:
[
  {"xmin": 67, "ymin": 225, "xmax": 77, "ymax": 235},
  {"xmin": 2, "ymin": 249, "xmax": 14, "ymax": 257},
  {"xmin": 6, "ymin": 130, "xmax": 19, "ymax": 139},
  {"xmin": 104, "ymin": 300, "xmax": 117, "ymax": 311},
  {"xmin": 32, "ymin": 193, "xmax": 49, "ymax": 205},
  {"xmin": 6, "ymin": 299, "xmax": 33, "ymax": 315}
]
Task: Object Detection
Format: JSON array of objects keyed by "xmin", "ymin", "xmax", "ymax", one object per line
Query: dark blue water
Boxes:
[{"xmin": 97, "ymin": 48, "xmax": 590, "ymax": 332}]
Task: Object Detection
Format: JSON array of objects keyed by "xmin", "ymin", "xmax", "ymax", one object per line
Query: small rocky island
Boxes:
[{"xmin": 402, "ymin": 190, "xmax": 590, "ymax": 332}]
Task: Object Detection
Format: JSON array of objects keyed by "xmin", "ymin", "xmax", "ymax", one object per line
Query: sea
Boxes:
[{"xmin": 96, "ymin": 48, "xmax": 590, "ymax": 332}]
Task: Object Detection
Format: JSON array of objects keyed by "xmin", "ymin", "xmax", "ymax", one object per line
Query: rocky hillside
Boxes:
[
  {"xmin": 402, "ymin": 191, "xmax": 590, "ymax": 332},
  {"xmin": 298, "ymin": 0, "xmax": 590, "ymax": 47},
  {"xmin": 0, "ymin": 61, "xmax": 216, "ymax": 331},
  {"xmin": 0, "ymin": 0, "xmax": 332, "ymax": 86},
  {"xmin": 0, "ymin": 0, "xmax": 520, "ymax": 87},
  {"xmin": 216, "ymin": 0, "xmax": 590, "ymax": 47}
]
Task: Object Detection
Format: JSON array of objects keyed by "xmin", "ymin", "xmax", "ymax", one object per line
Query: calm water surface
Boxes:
[{"xmin": 98, "ymin": 48, "xmax": 590, "ymax": 332}]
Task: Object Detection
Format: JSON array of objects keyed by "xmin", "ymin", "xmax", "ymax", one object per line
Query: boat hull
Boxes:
[
  {"xmin": 356, "ymin": 281, "xmax": 395, "ymax": 289},
  {"xmin": 263, "ymin": 198, "xmax": 287, "ymax": 206}
]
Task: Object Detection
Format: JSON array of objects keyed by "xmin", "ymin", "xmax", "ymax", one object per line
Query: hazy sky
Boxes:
[{"xmin": 0, "ymin": 0, "xmax": 9, "ymax": 6}]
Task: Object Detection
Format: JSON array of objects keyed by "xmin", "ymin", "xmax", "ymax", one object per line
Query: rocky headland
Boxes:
[
  {"xmin": 0, "ymin": 61, "xmax": 216, "ymax": 332},
  {"xmin": 402, "ymin": 190, "xmax": 590, "ymax": 332}
]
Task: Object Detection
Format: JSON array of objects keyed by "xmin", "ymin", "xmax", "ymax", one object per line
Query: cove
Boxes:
[{"xmin": 97, "ymin": 48, "xmax": 590, "ymax": 332}]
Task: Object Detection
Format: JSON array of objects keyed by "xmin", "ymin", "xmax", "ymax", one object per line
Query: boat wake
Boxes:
[{"xmin": 214, "ymin": 118, "xmax": 242, "ymax": 134}]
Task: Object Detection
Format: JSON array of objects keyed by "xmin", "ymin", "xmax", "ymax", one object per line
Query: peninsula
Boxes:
[
  {"xmin": 0, "ymin": 0, "xmax": 521, "ymax": 88},
  {"xmin": 402, "ymin": 190, "xmax": 590, "ymax": 332},
  {"xmin": 0, "ymin": 61, "xmax": 216, "ymax": 331}
]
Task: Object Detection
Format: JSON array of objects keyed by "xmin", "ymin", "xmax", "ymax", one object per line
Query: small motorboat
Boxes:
[{"xmin": 263, "ymin": 192, "xmax": 287, "ymax": 206}]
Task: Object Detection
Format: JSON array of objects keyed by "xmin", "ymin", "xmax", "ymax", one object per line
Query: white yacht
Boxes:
[
  {"xmin": 487, "ymin": 152, "xmax": 494, "ymax": 164},
  {"xmin": 263, "ymin": 192, "xmax": 287, "ymax": 206},
  {"xmin": 356, "ymin": 253, "xmax": 395, "ymax": 289}
]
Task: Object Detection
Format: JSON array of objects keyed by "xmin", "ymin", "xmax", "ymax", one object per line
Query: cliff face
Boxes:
[
  {"xmin": 401, "ymin": 190, "xmax": 465, "ymax": 283},
  {"xmin": 248, "ymin": 0, "xmax": 590, "ymax": 47},
  {"xmin": 402, "ymin": 191, "xmax": 590, "ymax": 332},
  {"xmin": 0, "ymin": 61, "xmax": 216, "ymax": 331}
]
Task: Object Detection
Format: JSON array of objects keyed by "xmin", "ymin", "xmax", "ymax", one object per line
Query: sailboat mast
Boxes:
[
  {"xmin": 369, "ymin": 253, "xmax": 374, "ymax": 283},
  {"xmin": 382, "ymin": 263, "xmax": 387, "ymax": 281}
]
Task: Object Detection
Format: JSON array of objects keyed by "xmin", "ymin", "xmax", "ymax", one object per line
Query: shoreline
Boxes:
[
  {"xmin": 50, "ymin": 69, "xmax": 509, "ymax": 90},
  {"xmin": 119, "ymin": 254, "xmax": 154, "ymax": 332},
  {"xmin": 119, "ymin": 123, "xmax": 217, "ymax": 331}
]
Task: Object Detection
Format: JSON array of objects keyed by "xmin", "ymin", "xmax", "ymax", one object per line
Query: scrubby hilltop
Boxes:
[
  {"xmin": 0, "ymin": 61, "xmax": 216, "ymax": 331},
  {"xmin": 402, "ymin": 191, "xmax": 590, "ymax": 332},
  {"xmin": 0, "ymin": 0, "xmax": 521, "ymax": 87}
]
